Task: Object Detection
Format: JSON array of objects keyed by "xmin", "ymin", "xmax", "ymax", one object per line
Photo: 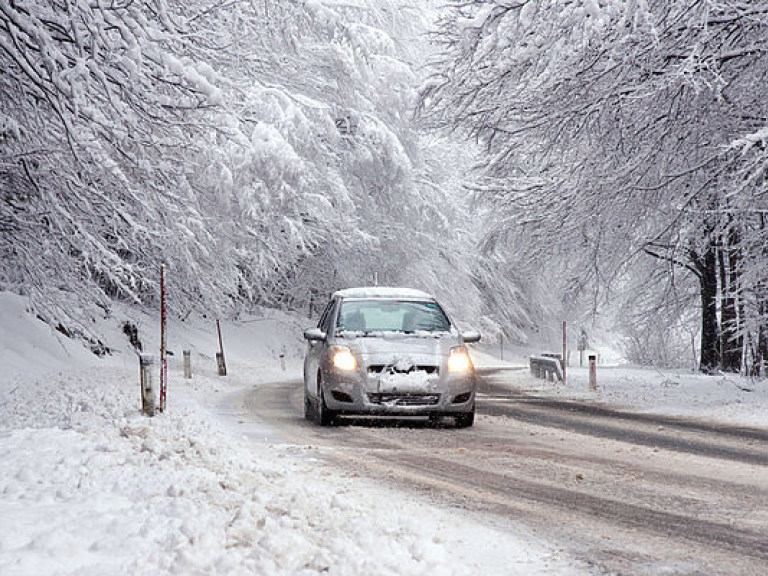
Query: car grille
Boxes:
[
  {"xmin": 368, "ymin": 393, "xmax": 440, "ymax": 406},
  {"xmin": 367, "ymin": 365, "xmax": 439, "ymax": 375}
]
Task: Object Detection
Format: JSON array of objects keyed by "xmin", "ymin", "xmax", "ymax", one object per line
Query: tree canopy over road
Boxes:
[{"xmin": 3, "ymin": 0, "xmax": 768, "ymax": 373}]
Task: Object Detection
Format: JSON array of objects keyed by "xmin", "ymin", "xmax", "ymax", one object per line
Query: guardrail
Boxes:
[{"xmin": 529, "ymin": 355, "xmax": 563, "ymax": 382}]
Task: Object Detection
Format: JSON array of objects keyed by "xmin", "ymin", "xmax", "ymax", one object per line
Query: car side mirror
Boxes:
[
  {"xmin": 461, "ymin": 330, "xmax": 481, "ymax": 343},
  {"xmin": 304, "ymin": 328, "xmax": 327, "ymax": 342}
]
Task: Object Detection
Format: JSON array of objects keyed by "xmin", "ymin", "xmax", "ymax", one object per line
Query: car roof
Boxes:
[{"xmin": 332, "ymin": 286, "xmax": 435, "ymax": 300}]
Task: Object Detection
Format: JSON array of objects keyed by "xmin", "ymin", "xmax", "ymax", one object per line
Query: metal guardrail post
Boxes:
[{"xmin": 529, "ymin": 356, "xmax": 563, "ymax": 381}]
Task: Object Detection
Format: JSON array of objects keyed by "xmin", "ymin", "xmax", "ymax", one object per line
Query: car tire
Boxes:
[
  {"xmin": 455, "ymin": 404, "xmax": 475, "ymax": 428},
  {"xmin": 315, "ymin": 373, "xmax": 336, "ymax": 427},
  {"xmin": 304, "ymin": 392, "xmax": 314, "ymax": 421}
]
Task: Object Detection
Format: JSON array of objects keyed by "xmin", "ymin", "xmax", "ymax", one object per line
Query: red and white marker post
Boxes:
[{"xmin": 159, "ymin": 265, "xmax": 167, "ymax": 412}]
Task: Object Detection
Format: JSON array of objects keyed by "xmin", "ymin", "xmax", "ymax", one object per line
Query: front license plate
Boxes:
[{"xmin": 378, "ymin": 371, "xmax": 431, "ymax": 393}]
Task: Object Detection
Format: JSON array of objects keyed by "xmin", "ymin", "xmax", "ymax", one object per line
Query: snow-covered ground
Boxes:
[
  {"xmin": 2, "ymin": 291, "xmax": 767, "ymax": 575},
  {"xmin": 475, "ymin": 343, "xmax": 768, "ymax": 428},
  {"xmin": 0, "ymin": 293, "xmax": 578, "ymax": 575},
  {"xmin": 532, "ymin": 363, "xmax": 768, "ymax": 427}
]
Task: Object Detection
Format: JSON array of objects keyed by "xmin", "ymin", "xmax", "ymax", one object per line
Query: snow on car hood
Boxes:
[{"xmin": 335, "ymin": 332, "xmax": 458, "ymax": 359}]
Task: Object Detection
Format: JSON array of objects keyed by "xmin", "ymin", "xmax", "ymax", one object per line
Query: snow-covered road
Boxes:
[{"xmin": 236, "ymin": 371, "xmax": 768, "ymax": 576}]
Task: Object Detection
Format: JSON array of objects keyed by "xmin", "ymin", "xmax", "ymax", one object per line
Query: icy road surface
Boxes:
[{"xmin": 234, "ymin": 369, "xmax": 768, "ymax": 576}]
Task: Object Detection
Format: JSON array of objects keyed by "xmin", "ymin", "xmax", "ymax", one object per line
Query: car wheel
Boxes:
[
  {"xmin": 455, "ymin": 404, "xmax": 475, "ymax": 428},
  {"xmin": 315, "ymin": 372, "xmax": 336, "ymax": 427}
]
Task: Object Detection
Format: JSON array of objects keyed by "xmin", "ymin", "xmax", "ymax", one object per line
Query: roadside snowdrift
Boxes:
[{"xmin": 474, "ymin": 346, "xmax": 768, "ymax": 429}]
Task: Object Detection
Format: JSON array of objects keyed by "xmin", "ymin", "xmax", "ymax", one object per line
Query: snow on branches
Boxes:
[
  {"xmin": 421, "ymin": 0, "xmax": 768, "ymax": 372},
  {"xmin": 1, "ymin": 0, "xmax": 482, "ymax": 346}
]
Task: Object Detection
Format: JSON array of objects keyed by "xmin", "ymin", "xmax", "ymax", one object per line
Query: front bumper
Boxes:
[{"xmin": 320, "ymin": 366, "xmax": 476, "ymax": 415}]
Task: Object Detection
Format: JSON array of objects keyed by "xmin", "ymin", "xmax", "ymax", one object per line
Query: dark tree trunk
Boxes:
[
  {"xmin": 718, "ymin": 245, "xmax": 727, "ymax": 362},
  {"xmin": 693, "ymin": 243, "xmax": 720, "ymax": 373},
  {"xmin": 757, "ymin": 215, "xmax": 768, "ymax": 376},
  {"xmin": 719, "ymin": 230, "xmax": 743, "ymax": 372},
  {"xmin": 725, "ymin": 256, "xmax": 743, "ymax": 371},
  {"xmin": 758, "ymin": 295, "xmax": 768, "ymax": 377}
]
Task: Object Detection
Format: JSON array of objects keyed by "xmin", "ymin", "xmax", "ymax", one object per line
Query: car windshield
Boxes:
[{"xmin": 336, "ymin": 299, "xmax": 451, "ymax": 335}]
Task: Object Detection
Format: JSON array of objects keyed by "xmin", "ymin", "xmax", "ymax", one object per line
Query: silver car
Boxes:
[{"xmin": 303, "ymin": 287, "xmax": 480, "ymax": 427}]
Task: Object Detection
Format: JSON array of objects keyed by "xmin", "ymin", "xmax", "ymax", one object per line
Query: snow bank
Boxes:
[
  {"xmin": 0, "ymin": 292, "xmax": 96, "ymax": 380},
  {"xmin": 473, "ymin": 348, "xmax": 768, "ymax": 428},
  {"xmin": 552, "ymin": 364, "xmax": 768, "ymax": 428}
]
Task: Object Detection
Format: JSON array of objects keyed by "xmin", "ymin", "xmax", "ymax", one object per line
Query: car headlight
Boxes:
[
  {"xmin": 448, "ymin": 346, "xmax": 472, "ymax": 372},
  {"xmin": 332, "ymin": 346, "xmax": 357, "ymax": 371}
]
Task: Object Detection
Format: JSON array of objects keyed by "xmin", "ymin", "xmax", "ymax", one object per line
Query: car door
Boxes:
[{"xmin": 304, "ymin": 298, "xmax": 337, "ymax": 400}]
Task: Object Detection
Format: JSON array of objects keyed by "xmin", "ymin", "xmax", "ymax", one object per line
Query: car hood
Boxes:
[{"xmin": 336, "ymin": 333, "xmax": 458, "ymax": 360}]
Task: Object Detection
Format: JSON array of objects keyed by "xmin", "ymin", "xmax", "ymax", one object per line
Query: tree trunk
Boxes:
[
  {"xmin": 694, "ymin": 244, "xmax": 720, "ymax": 373},
  {"xmin": 757, "ymin": 215, "xmax": 768, "ymax": 376},
  {"xmin": 758, "ymin": 295, "xmax": 768, "ymax": 377},
  {"xmin": 718, "ymin": 244, "xmax": 727, "ymax": 363}
]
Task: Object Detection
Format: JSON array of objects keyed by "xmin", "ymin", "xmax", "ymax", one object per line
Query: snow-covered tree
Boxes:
[
  {"xmin": 1, "ymin": 0, "xmax": 229, "ymax": 345},
  {"xmin": 420, "ymin": 0, "xmax": 768, "ymax": 372},
  {"xmin": 1, "ymin": 0, "xmax": 485, "ymax": 345}
]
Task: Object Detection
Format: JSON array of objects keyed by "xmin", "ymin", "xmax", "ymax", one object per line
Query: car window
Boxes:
[{"xmin": 336, "ymin": 300, "xmax": 451, "ymax": 334}]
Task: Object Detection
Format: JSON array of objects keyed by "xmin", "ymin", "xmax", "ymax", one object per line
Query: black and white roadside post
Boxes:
[
  {"xmin": 139, "ymin": 354, "xmax": 155, "ymax": 416},
  {"xmin": 216, "ymin": 319, "xmax": 227, "ymax": 376},
  {"xmin": 183, "ymin": 350, "xmax": 192, "ymax": 379},
  {"xmin": 578, "ymin": 327, "xmax": 588, "ymax": 367},
  {"xmin": 589, "ymin": 354, "xmax": 597, "ymax": 391}
]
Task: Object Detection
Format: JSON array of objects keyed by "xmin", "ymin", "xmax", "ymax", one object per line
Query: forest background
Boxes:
[{"xmin": 3, "ymin": 0, "xmax": 768, "ymax": 374}]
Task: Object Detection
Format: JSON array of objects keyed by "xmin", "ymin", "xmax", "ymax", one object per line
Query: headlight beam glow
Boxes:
[
  {"xmin": 332, "ymin": 346, "xmax": 357, "ymax": 371},
  {"xmin": 448, "ymin": 346, "xmax": 472, "ymax": 372}
]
